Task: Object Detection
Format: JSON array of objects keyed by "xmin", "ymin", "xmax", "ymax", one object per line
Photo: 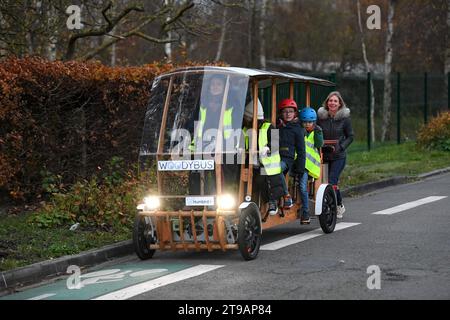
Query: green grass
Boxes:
[
  {"xmin": 0, "ymin": 141, "xmax": 449, "ymax": 272},
  {"xmin": 0, "ymin": 213, "xmax": 130, "ymax": 271},
  {"xmin": 340, "ymin": 141, "xmax": 450, "ymax": 188}
]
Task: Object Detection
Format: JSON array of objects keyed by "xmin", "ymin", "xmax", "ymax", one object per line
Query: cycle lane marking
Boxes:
[
  {"xmin": 1, "ymin": 263, "xmax": 192, "ymax": 300},
  {"xmin": 92, "ymin": 264, "xmax": 224, "ymax": 300}
]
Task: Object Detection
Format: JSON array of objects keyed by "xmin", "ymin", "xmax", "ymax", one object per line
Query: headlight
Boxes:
[
  {"xmin": 137, "ymin": 196, "xmax": 160, "ymax": 211},
  {"xmin": 217, "ymin": 194, "xmax": 235, "ymax": 210}
]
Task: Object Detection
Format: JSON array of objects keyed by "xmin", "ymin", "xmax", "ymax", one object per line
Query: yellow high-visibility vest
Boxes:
[
  {"xmin": 190, "ymin": 106, "xmax": 233, "ymax": 151},
  {"xmin": 259, "ymin": 122, "xmax": 282, "ymax": 176},
  {"xmin": 197, "ymin": 106, "xmax": 233, "ymax": 139},
  {"xmin": 304, "ymin": 131, "xmax": 321, "ymax": 179}
]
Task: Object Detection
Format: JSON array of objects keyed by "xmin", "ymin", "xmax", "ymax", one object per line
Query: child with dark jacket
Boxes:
[{"xmin": 274, "ymin": 99, "xmax": 306, "ymax": 214}]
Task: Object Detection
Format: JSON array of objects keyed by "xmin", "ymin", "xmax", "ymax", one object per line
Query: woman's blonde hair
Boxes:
[{"xmin": 322, "ymin": 91, "xmax": 347, "ymax": 110}]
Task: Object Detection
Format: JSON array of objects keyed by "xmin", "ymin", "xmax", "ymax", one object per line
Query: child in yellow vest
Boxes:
[{"xmin": 298, "ymin": 107, "xmax": 323, "ymax": 224}]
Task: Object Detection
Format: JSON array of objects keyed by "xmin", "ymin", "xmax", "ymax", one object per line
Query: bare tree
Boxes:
[
  {"xmin": 444, "ymin": 0, "xmax": 450, "ymax": 107},
  {"xmin": 214, "ymin": 3, "xmax": 228, "ymax": 62},
  {"xmin": 381, "ymin": 0, "xmax": 396, "ymax": 142},
  {"xmin": 64, "ymin": 1, "xmax": 195, "ymax": 61},
  {"xmin": 445, "ymin": 1, "xmax": 450, "ymax": 80},
  {"xmin": 164, "ymin": 0, "xmax": 173, "ymax": 62},
  {"xmin": 357, "ymin": 0, "xmax": 375, "ymax": 142},
  {"xmin": 246, "ymin": 0, "xmax": 257, "ymax": 67},
  {"xmin": 259, "ymin": 0, "xmax": 267, "ymax": 69}
]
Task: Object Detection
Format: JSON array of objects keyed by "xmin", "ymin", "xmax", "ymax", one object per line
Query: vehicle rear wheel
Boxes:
[
  {"xmin": 319, "ymin": 185, "xmax": 337, "ymax": 234},
  {"xmin": 237, "ymin": 207, "xmax": 262, "ymax": 261},
  {"xmin": 133, "ymin": 214, "xmax": 156, "ymax": 260}
]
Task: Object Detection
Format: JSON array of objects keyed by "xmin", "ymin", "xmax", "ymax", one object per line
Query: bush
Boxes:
[
  {"xmin": 417, "ymin": 112, "xmax": 450, "ymax": 152},
  {"xmin": 29, "ymin": 158, "xmax": 157, "ymax": 229},
  {"xmin": 0, "ymin": 57, "xmax": 224, "ymax": 202}
]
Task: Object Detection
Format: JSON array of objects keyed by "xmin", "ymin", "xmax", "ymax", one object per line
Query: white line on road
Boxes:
[
  {"xmin": 27, "ymin": 293, "xmax": 56, "ymax": 300},
  {"xmin": 371, "ymin": 196, "xmax": 447, "ymax": 215},
  {"xmin": 260, "ymin": 222, "xmax": 361, "ymax": 251},
  {"xmin": 92, "ymin": 264, "xmax": 224, "ymax": 300}
]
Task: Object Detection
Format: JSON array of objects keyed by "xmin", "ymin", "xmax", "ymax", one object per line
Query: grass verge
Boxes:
[
  {"xmin": 0, "ymin": 213, "xmax": 130, "ymax": 271},
  {"xmin": 341, "ymin": 141, "xmax": 450, "ymax": 188}
]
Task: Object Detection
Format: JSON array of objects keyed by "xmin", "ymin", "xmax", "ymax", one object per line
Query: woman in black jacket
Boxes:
[{"xmin": 317, "ymin": 91, "xmax": 354, "ymax": 219}]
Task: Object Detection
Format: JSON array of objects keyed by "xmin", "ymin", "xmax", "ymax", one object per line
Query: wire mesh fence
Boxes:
[{"xmin": 317, "ymin": 72, "xmax": 449, "ymax": 148}]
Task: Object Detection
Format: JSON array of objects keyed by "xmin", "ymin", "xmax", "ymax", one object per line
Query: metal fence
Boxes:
[{"xmin": 317, "ymin": 72, "xmax": 448, "ymax": 150}]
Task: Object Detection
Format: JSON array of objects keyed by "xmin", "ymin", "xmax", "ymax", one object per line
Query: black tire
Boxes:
[
  {"xmin": 133, "ymin": 214, "xmax": 156, "ymax": 260},
  {"xmin": 319, "ymin": 185, "xmax": 337, "ymax": 234},
  {"xmin": 237, "ymin": 206, "xmax": 262, "ymax": 261}
]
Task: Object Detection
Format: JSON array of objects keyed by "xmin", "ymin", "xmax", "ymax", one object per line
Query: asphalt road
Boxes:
[{"xmin": 3, "ymin": 173, "xmax": 450, "ymax": 300}]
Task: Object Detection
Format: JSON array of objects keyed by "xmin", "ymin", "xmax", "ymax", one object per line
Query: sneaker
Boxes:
[
  {"xmin": 337, "ymin": 204, "xmax": 345, "ymax": 219},
  {"xmin": 283, "ymin": 195, "xmax": 294, "ymax": 209},
  {"xmin": 300, "ymin": 215, "xmax": 311, "ymax": 225},
  {"xmin": 268, "ymin": 202, "xmax": 278, "ymax": 216}
]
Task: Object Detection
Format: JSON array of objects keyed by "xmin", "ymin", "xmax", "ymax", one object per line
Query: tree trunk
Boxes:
[
  {"xmin": 446, "ymin": 0, "xmax": 450, "ymax": 75},
  {"xmin": 259, "ymin": 0, "xmax": 267, "ymax": 69},
  {"xmin": 247, "ymin": 0, "xmax": 256, "ymax": 67},
  {"xmin": 164, "ymin": 0, "xmax": 172, "ymax": 62},
  {"xmin": 0, "ymin": 11, "xmax": 6, "ymax": 58},
  {"xmin": 215, "ymin": 4, "xmax": 228, "ymax": 62},
  {"xmin": 357, "ymin": 0, "xmax": 375, "ymax": 142},
  {"xmin": 46, "ymin": 4, "xmax": 57, "ymax": 61},
  {"xmin": 445, "ymin": 0, "xmax": 450, "ymax": 106},
  {"xmin": 381, "ymin": 0, "xmax": 396, "ymax": 142}
]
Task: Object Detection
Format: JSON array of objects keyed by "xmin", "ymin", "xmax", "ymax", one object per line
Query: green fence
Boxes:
[
  {"xmin": 258, "ymin": 76, "xmax": 336, "ymax": 119},
  {"xmin": 322, "ymin": 72, "xmax": 448, "ymax": 150}
]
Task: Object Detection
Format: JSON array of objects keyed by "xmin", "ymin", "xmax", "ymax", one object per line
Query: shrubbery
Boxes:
[
  {"xmin": 0, "ymin": 57, "xmax": 223, "ymax": 202},
  {"xmin": 29, "ymin": 157, "xmax": 156, "ymax": 229},
  {"xmin": 417, "ymin": 112, "xmax": 450, "ymax": 152}
]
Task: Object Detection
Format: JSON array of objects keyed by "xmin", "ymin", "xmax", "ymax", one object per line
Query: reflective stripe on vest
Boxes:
[
  {"xmin": 243, "ymin": 127, "xmax": 249, "ymax": 150},
  {"xmin": 305, "ymin": 131, "xmax": 321, "ymax": 179},
  {"xmin": 259, "ymin": 122, "xmax": 282, "ymax": 176}
]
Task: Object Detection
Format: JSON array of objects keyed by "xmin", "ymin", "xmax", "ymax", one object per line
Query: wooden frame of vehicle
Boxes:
[{"xmin": 133, "ymin": 67, "xmax": 337, "ymax": 260}]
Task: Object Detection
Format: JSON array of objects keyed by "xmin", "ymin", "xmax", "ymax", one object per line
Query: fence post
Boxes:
[
  {"xmin": 424, "ymin": 72, "xmax": 428, "ymax": 124},
  {"xmin": 330, "ymin": 72, "xmax": 336, "ymax": 84},
  {"xmin": 397, "ymin": 72, "xmax": 401, "ymax": 144},
  {"xmin": 367, "ymin": 72, "xmax": 371, "ymax": 151}
]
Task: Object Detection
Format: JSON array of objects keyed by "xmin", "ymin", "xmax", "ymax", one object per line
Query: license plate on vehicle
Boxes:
[{"xmin": 185, "ymin": 196, "xmax": 215, "ymax": 206}]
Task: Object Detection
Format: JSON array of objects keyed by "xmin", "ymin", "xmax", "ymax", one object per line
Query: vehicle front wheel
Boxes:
[
  {"xmin": 133, "ymin": 214, "xmax": 156, "ymax": 260},
  {"xmin": 319, "ymin": 185, "xmax": 337, "ymax": 234},
  {"xmin": 237, "ymin": 207, "xmax": 262, "ymax": 261}
]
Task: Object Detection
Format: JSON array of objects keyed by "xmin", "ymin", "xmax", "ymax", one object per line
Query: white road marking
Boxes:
[
  {"xmin": 92, "ymin": 264, "xmax": 224, "ymax": 300},
  {"xmin": 28, "ymin": 293, "xmax": 56, "ymax": 300},
  {"xmin": 371, "ymin": 196, "xmax": 447, "ymax": 215},
  {"xmin": 260, "ymin": 222, "xmax": 361, "ymax": 251}
]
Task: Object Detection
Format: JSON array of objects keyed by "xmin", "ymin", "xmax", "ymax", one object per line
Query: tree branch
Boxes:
[
  {"xmin": 64, "ymin": 3, "xmax": 144, "ymax": 60},
  {"xmin": 161, "ymin": 1, "xmax": 195, "ymax": 32},
  {"xmin": 78, "ymin": 7, "xmax": 172, "ymax": 61}
]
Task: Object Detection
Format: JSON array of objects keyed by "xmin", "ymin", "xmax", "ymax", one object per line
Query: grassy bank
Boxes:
[
  {"xmin": 1, "ymin": 141, "xmax": 449, "ymax": 271},
  {"xmin": 0, "ymin": 212, "xmax": 130, "ymax": 271},
  {"xmin": 341, "ymin": 141, "xmax": 450, "ymax": 188}
]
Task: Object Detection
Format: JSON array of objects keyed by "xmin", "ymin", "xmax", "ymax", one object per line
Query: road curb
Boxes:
[
  {"xmin": 0, "ymin": 240, "xmax": 132, "ymax": 294},
  {"xmin": 1, "ymin": 166, "xmax": 449, "ymax": 295},
  {"xmin": 341, "ymin": 176, "xmax": 409, "ymax": 197}
]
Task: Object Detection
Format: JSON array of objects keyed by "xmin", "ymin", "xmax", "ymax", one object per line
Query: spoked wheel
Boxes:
[
  {"xmin": 237, "ymin": 207, "xmax": 262, "ymax": 261},
  {"xmin": 133, "ymin": 214, "xmax": 156, "ymax": 260},
  {"xmin": 319, "ymin": 185, "xmax": 337, "ymax": 234}
]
